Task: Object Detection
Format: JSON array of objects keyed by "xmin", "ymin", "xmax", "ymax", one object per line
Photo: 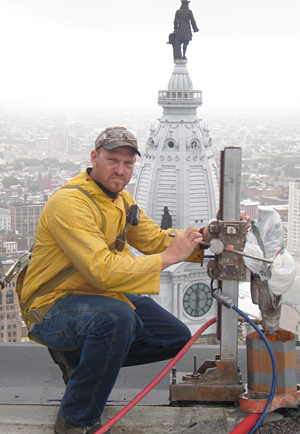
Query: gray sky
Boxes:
[{"xmin": 1, "ymin": 0, "xmax": 300, "ymax": 112}]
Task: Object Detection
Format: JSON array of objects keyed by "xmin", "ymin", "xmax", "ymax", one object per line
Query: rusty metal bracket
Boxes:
[
  {"xmin": 170, "ymin": 355, "xmax": 244, "ymax": 402},
  {"xmin": 239, "ymin": 386, "xmax": 300, "ymax": 413},
  {"xmin": 207, "ymin": 220, "xmax": 249, "ymax": 282}
]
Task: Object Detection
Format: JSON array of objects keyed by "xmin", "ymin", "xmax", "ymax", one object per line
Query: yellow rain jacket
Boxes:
[{"xmin": 19, "ymin": 170, "xmax": 202, "ymax": 329}]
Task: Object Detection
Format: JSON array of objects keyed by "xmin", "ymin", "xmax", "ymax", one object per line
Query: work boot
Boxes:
[{"xmin": 54, "ymin": 412, "xmax": 110, "ymax": 434}]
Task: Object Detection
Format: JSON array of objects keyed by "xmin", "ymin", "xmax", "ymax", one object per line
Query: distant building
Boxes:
[
  {"xmin": 35, "ymin": 137, "xmax": 49, "ymax": 150},
  {"xmin": 287, "ymin": 181, "xmax": 300, "ymax": 257},
  {"xmin": 240, "ymin": 199, "xmax": 260, "ymax": 221},
  {"xmin": 0, "ymin": 208, "xmax": 11, "ymax": 230},
  {"xmin": 279, "ymin": 261, "xmax": 300, "ymax": 340},
  {"xmin": 3, "ymin": 241, "xmax": 17, "ymax": 255},
  {"xmin": 10, "ymin": 203, "xmax": 45, "ymax": 242},
  {"xmin": 0, "ymin": 232, "xmax": 28, "ymax": 252},
  {"xmin": 38, "ymin": 171, "xmax": 52, "ymax": 191},
  {"xmin": 49, "ymin": 130, "xmax": 70, "ymax": 153},
  {"xmin": 244, "ymin": 185, "xmax": 277, "ymax": 199},
  {"xmin": 272, "ymin": 205, "xmax": 289, "ymax": 222},
  {"xmin": 0, "ymin": 260, "xmax": 22, "ymax": 343},
  {"xmin": 17, "ymin": 238, "xmax": 28, "ymax": 251},
  {"xmin": 280, "ymin": 303, "xmax": 300, "ymax": 341}
]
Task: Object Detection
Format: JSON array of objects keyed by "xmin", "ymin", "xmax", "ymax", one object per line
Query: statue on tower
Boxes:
[
  {"xmin": 161, "ymin": 206, "xmax": 172, "ymax": 230},
  {"xmin": 168, "ymin": 0, "xmax": 199, "ymax": 61}
]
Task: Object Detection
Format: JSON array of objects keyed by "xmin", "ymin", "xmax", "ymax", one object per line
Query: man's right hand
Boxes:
[{"xmin": 160, "ymin": 227, "xmax": 203, "ymax": 270}]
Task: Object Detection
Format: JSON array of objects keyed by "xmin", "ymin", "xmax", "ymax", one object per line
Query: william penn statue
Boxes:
[{"xmin": 168, "ymin": 0, "xmax": 199, "ymax": 61}]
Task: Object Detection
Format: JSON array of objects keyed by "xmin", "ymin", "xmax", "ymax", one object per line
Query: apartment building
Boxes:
[
  {"xmin": 287, "ymin": 181, "xmax": 300, "ymax": 257},
  {"xmin": 0, "ymin": 260, "xmax": 22, "ymax": 342},
  {"xmin": 10, "ymin": 203, "xmax": 45, "ymax": 242},
  {"xmin": 0, "ymin": 208, "xmax": 11, "ymax": 230}
]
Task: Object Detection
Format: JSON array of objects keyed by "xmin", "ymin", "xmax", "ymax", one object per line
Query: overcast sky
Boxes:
[{"xmin": 1, "ymin": 0, "xmax": 300, "ymax": 113}]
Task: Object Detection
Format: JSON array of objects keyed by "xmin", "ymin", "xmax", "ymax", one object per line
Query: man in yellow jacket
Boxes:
[{"xmin": 18, "ymin": 126, "xmax": 205, "ymax": 434}]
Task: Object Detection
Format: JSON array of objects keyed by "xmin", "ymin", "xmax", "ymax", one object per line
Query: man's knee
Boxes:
[
  {"xmin": 132, "ymin": 296, "xmax": 191, "ymax": 344},
  {"xmin": 180, "ymin": 322, "xmax": 192, "ymax": 345}
]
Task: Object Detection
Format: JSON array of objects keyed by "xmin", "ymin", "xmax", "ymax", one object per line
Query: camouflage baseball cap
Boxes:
[{"xmin": 95, "ymin": 126, "xmax": 141, "ymax": 157}]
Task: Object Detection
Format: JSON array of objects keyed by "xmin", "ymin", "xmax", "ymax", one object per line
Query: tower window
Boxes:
[
  {"xmin": 6, "ymin": 290, "xmax": 14, "ymax": 304},
  {"xmin": 168, "ymin": 141, "xmax": 175, "ymax": 149}
]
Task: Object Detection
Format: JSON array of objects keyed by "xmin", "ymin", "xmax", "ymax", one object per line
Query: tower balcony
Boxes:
[{"xmin": 158, "ymin": 90, "xmax": 202, "ymax": 106}]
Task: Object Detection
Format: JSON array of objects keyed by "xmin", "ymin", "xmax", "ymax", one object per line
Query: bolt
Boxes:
[{"xmin": 172, "ymin": 368, "xmax": 177, "ymax": 384}]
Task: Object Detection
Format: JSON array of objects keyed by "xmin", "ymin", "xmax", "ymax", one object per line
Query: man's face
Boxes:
[{"xmin": 90, "ymin": 146, "xmax": 136, "ymax": 193}]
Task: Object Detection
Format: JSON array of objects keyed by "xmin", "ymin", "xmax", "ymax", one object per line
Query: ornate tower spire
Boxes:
[
  {"xmin": 158, "ymin": 60, "xmax": 202, "ymax": 119},
  {"xmin": 134, "ymin": 55, "xmax": 218, "ymax": 229},
  {"xmin": 133, "ymin": 1, "xmax": 218, "ymax": 333}
]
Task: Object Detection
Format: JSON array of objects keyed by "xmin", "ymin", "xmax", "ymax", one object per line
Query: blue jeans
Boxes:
[{"xmin": 31, "ymin": 294, "xmax": 191, "ymax": 427}]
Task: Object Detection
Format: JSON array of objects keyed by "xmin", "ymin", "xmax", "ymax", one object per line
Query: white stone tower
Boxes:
[
  {"xmin": 134, "ymin": 59, "xmax": 219, "ymax": 229},
  {"xmin": 133, "ymin": 59, "xmax": 219, "ymax": 334}
]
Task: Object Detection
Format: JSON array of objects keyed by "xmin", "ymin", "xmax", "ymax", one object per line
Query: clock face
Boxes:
[{"xmin": 183, "ymin": 282, "xmax": 213, "ymax": 318}]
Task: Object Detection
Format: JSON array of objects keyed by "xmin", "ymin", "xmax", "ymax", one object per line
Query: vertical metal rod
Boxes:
[
  {"xmin": 193, "ymin": 355, "xmax": 198, "ymax": 375},
  {"xmin": 220, "ymin": 147, "xmax": 242, "ymax": 360}
]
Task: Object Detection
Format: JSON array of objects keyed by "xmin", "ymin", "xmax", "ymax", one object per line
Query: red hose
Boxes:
[
  {"xmin": 95, "ymin": 315, "xmax": 259, "ymax": 434},
  {"xmin": 95, "ymin": 317, "xmax": 216, "ymax": 434},
  {"xmin": 230, "ymin": 413, "xmax": 261, "ymax": 434}
]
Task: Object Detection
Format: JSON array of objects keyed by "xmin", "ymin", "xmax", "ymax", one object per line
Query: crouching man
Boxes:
[{"xmin": 17, "ymin": 126, "xmax": 206, "ymax": 434}]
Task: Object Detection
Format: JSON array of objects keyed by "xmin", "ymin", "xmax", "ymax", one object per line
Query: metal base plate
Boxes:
[{"xmin": 170, "ymin": 357, "xmax": 245, "ymax": 402}]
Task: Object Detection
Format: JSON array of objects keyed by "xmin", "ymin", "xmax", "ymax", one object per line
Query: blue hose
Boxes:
[
  {"xmin": 231, "ymin": 304, "xmax": 277, "ymax": 434},
  {"xmin": 211, "ymin": 288, "xmax": 277, "ymax": 433}
]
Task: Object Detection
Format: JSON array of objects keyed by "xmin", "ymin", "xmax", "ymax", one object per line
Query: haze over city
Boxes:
[{"xmin": 1, "ymin": 0, "xmax": 300, "ymax": 114}]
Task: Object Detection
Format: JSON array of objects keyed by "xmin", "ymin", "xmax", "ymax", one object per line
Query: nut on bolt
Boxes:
[
  {"xmin": 172, "ymin": 368, "xmax": 177, "ymax": 384},
  {"xmin": 210, "ymin": 224, "xmax": 220, "ymax": 233},
  {"xmin": 210, "ymin": 238, "xmax": 224, "ymax": 255}
]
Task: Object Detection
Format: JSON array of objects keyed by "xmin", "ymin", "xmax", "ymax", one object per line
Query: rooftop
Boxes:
[{"xmin": 1, "ymin": 342, "xmax": 299, "ymax": 433}]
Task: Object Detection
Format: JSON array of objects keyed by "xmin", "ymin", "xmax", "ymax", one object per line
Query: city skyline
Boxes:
[{"xmin": 1, "ymin": 0, "xmax": 300, "ymax": 114}]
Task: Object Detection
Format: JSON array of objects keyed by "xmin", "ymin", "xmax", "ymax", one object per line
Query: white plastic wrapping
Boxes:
[
  {"xmin": 243, "ymin": 231, "xmax": 264, "ymax": 275},
  {"xmin": 255, "ymin": 206, "xmax": 283, "ymax": 258},
  {"xmin": 268, "ymin": 249, "xmax": 296, "ymax": 295},
  {"xmin": 243, "ymin": 206, "xmax": 296, "ymax": 296}
]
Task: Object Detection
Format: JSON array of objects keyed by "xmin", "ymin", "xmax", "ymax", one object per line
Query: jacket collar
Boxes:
[{"xmin": 86, "ymin": 168, "xmax": 118, "ymax": 200}]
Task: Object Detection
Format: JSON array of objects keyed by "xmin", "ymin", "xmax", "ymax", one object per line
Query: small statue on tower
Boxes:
[
  {"xmin": 161, "ymin": 206, "xmax": 172, "ymax": 230},
  {"xmin": 168, "ymin": 0, "xmax": 199, "ymax": 61}
]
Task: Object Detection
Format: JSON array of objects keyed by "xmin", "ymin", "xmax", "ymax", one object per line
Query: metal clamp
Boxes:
[{"xmin": 0, "ymin": 250, "xmax": 32, "ymax": 290}]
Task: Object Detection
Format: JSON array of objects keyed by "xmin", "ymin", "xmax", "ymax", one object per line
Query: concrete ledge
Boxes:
[
  {"xmin": 0, "ymin": 404, "xmax": 243, "ymax": 434},
  {"xmin": 1, "ymin": 343, "xmax": 299, "ymax": 433}
]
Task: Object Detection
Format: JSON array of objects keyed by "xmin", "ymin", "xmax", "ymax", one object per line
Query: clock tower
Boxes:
[
  {"xmin": 133, "ymin": 2, "xmax": 219, "ymax": 334},
  {"xmin": 133, "ymin": 58, "xmax": 219, "ymax": 334}
]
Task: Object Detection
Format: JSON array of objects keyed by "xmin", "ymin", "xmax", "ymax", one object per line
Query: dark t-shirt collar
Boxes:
[{"xmin": 86, "ymin": 168, "xmax": 118, "ymax": 199}]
